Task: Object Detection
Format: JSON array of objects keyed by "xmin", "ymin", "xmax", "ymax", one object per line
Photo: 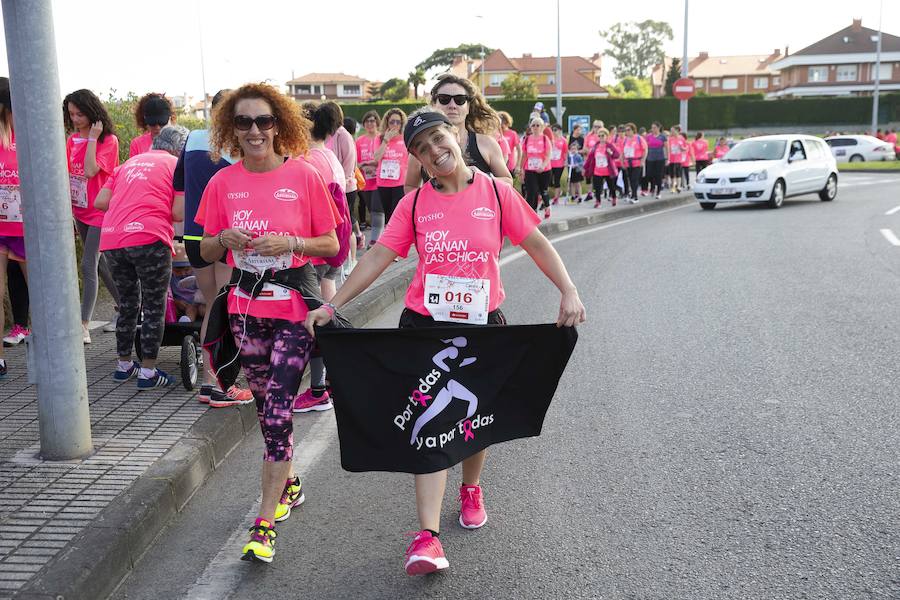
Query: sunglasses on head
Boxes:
[
  {"xmin": 435, "ymin": 94, "xmax": 470, "ymax": 106},
  {"xmin": 233, "ymin": 114, "xmax": 276, "ymax": 131}
]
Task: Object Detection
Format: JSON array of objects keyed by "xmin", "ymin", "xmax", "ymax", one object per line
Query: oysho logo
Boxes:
[
  {"xmin": 417, "ymin": 211, "xmax": 444, "ymax": 223},
  {"xmin": 471, "ymin": 207, "xmax": 495, "ymax": 220},
  {"xmin": 274, "ymin": 188, "xmax": 298, "ymax": 201},
  {"xmin": 227, "ymin": 191, "xmax": 250, "ymax": 200},
  {"xmin": 124, "ymin": 222, "xmax": 144, "ymax": 233}
]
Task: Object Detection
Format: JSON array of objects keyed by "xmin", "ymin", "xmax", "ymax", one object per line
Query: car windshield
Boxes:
[{"xmin": 721, "ymin": 140, "xmax": 786, "ymax": 162}]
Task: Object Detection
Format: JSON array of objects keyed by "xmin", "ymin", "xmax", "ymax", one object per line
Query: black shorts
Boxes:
[
  {"xmin": 568, "ymin": 169, "xmax": 584, "ymax": 184},
  {"xmin": 551, "ymin": 167, "xmax": 564, "ymax": 187},
  {"xmin": 184, "ymin": 238, "xmax": 212, "ymax": 269},
  {"xmin": 399, "ymin": 307, "xmax": 507, "ymax": 329}
]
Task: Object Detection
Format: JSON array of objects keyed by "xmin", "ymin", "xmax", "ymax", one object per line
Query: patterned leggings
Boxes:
[
  {"xmin": 104, "ymin": 241, "xmax": 171, "ymax": 360},
  {"xmin": 229, "ymin": 314, "xmax": 313, "ymax": 462}
]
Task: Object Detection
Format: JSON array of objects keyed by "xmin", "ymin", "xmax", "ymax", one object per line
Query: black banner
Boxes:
[{"xmin": 317, "ymin": 324, "xmax": 578, "ymax": 474}]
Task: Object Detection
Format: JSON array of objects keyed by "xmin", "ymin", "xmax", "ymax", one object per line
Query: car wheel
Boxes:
[
  {"xmin": 849, "ymin": 154, "xmax": 864, "ymax": 163},
  {"xmin": 700, "ymin": 202, "xmax": 716, "ymax": 210},
  {"xmin": 819, "ymin": 174, "xmax": 837, "ymax": 201},
  {"xmin": 767, "ymin": 180, "xmax": 785, "ymax": 209}
]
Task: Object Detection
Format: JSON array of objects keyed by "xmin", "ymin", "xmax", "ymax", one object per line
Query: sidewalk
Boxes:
[{"xmin": 0, "ymin": 189, "xmax": 694, "ymax": 600}]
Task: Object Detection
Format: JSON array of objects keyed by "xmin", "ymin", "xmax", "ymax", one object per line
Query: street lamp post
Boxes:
[
  {"xmin": 680, "ymin": 0, "xmax": 689, "ymax": 131},
  {"xmin": 872, "ymin": 0, "xmax": 884, "ymax": 134},
  {"xmin": 476, "ymin": 15, "xmax": 485, "ymax": 97},
  {"xmin": 555, "ymin": 0, "xmax": 563, "ymax": 126}
]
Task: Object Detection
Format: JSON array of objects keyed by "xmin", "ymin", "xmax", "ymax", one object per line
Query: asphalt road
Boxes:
[{"xmin": 114, "ymin": 173, "xmax": 900, "ymax": 600}]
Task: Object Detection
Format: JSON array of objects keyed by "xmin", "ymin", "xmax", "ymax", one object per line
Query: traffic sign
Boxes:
[{"xmin": 673, "ymin": 78, "xmax": 696, "ymax": 100}]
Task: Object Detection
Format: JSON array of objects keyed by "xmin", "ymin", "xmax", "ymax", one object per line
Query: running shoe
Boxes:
[
  {"xmin": 113, "ymin": 361, "xmax": 140, "ymax": 382},
  {"xmin": 274, "ymin": 476, "xmax": 305, "ymax": 522},
  {"xmin": 102, "ymin": 311, "xmax": 119, "ymax": 333},
  {"xmin": 198, "ymin": 384, "xmax": 214, "ymax": 404},
  {"xmin": 208, "ymin": 385, "xmax": 254, "ymax": 408},
  {"xmin": 241, "ymin": 518, "xmax": 276, "ymax": 563},
  {"xmin": 611, "ymin": 198, "xmax": 617, "ymax": 207},
  {"xmin": 593, "ymin": 200, "xmax": 600, "ymax": 209},
  {"xmin": 82, "ymin": 324, "xmax": 91, "ymax": 345},
  {"xmin": 543, "ymin": 207, "xmax": 551, "ymax": 220},
  {"xmin": 356, "ymin": 235, "xmax": 366, "ymax": 250},
  {"xmin": 458, "ymin": 484, "xmax": 487, "ymax": 529},
  {"xmin": 137, "ymin": 369, "xmax": 174, "ymax": 389},
  {"xmin": 404, "ymin": 530, "xmax": 449, "ymax": 575},
  {"xmin": 3, "ymin": 324, "xmax": 29, "ymax": 347},
  {"xmin": 551, "ymin": 195, "xmax": 559, "ymax": 205},
  {"xmin": 0, "ymin": 359, "xmax": 6, "ymax": 379},
  {"xmin": 292, "ymin": 388, "xmax": 333, "ymax": 413}
]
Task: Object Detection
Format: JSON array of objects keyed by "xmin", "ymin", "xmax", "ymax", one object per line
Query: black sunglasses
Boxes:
[
  {"xmin": 435, "ymin": 94, "xmax": 470, "ymax": 106},
  {"xmin": 233, "ymin": 114, "xmax": 277, "ymax": 131}
]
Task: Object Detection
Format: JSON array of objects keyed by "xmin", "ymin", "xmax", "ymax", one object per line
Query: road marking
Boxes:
[
  {"xmin": 843, "ymin": 178, "xmax": 900, "ymax": 188},
  {"xmin": 885, "ymin": 205, "xmax": 900, "ymax": 216},
  {"xmin": 880, "ymin": 229, "xmax": 900, "ymax": 246},
  {"xmin": 182, "ymin": 412, "xmax": 337, "ymax": 600}
]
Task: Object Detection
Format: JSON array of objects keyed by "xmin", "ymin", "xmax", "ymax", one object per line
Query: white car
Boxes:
[
  {"xmin": 825, "ymin": 135, "xmax": 896, "ymax": 163},
  {"xmin": 694, "ymin": 135, "xmax": 838, "ymax": 210}
]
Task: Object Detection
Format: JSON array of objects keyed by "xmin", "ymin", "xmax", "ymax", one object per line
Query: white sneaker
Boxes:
[
  {"xmin": 102, "ymin": 311, "xmax": 118, "ymax": 333},
  {"xmin": 82, "ymin": 324, "xmax": 92, "ymax": 344}
]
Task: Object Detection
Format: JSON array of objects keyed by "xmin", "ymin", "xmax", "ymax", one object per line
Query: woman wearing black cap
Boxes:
[
  {"xmin": 305, "ymin": 107, "xmax": 585, "ymax": 576},
  {"xmin": 129, "ymin": 93, "xmax": 174, "ymax": 158}
]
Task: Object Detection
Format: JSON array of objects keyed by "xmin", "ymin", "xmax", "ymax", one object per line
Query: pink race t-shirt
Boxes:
[
  {"xmin": 550, "ymin": 136, "xmax": 568, "ymax": 169},
  {"xmin": 129, "ymin": 131, "xmax": 152, "ymax": 158},
  {"xmin": 502, "ymin": 129, "xmax": 520, "ymax": 171},
  {"xmin": 496, "ymin": 132, "xmax": 511, "ymax": 167},
  {"xmin": 356, "ymin": 135, "xmax": 380, "ymax": 191},
  {"xmin": 67, "ymin": 134, "xmax": 120, "ymax": 227},
  {"xmin": 692, "ymin": 139, "xmax": 710, "ymax": 161},
  {"xmin": 377, "ymin": 172, "xmax": 540, "ymax": 317},
  {"xmin": 376, "ymin": 136, "xmax": 408, "ymax": 188},
  {"xmin": 198, "ymin": 159, "xmax": 341, "ymax": 322},
  {"xmin": 592, "ymin": 143, "xmax": 613, "ymax": 177},
  {"xmin": 584, "ymin": 133, "xmax": 600, "ymax": 154},
  {"xmin": 668, "ymin": 137, "xmax": 685, "ymax": 164},
  {"xmin": 523, "ymin": 135, "xmax": 549, "ymax": 172},
  {"xmin": 0, "ymin": 133, "xmax": 22, "ymax": 237},
  {"xmin": 714, "ymin": 144, "xmax": 730, "ymax": 159},
  {"xmin": 99, "ymin": 150, "xmax": 177, "ymax": 252},
  {"xmin": 303, "ymin": 147, "xmax": 345, "ymax": 267},
  {"xmin": 681, "ymin": 137, "xmax": 693, "ymax": 167}
]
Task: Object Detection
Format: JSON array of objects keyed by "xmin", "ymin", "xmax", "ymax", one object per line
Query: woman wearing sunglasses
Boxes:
[
  {"xmin": 197, "ymin": 83, "xmax": 341, "ymax": 564},
  {"xmin": 129, "ymin": 93, "xmax": 174, "ymax": 158},
  {"xmin": 518, "ymin": 117, "xmax": 553, "ymax": 218},
  {"xmin": 305, "ymin": 108, "xmax": 585, "ymax": 576},
  {"xmin": 404, "ymin": 74, "xmax": 512, "ymax": 193},
  {"xmin": 63, "ymin": 89, "xmax": 122, "ymax": 343},
  {"xmin": 355, "ymin": 110, "xmax": 380, "ymax": 234},
  {"xmin": 371, "ymin": 108, "xmax": 407, "ymax": 245}
]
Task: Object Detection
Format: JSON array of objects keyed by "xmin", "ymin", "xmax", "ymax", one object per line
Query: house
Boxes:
[
  {"xmin": 768, "ymin": 19, "xmax": 900, "ymax": 97},
  {"xmin": 458, "ymin": 49, "xmax": 608, "ymax": 99},
  {"xmin": 651, "ymin": 51, "xmax": 783, "ymax": 98},
  {"xmin": 286, "ymin": 73, "xmax": 371, "ymax": 101}
]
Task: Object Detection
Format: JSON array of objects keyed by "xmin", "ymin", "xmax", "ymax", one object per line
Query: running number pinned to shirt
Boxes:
[
  {"xmin": 0, "ymin": 185, "xmax": 22, "ymax": 223},
  {"xmin": 623, "ymin": 146, "xmax": 635, "ymax": 159},
  {"xmin": 69, "ymin": 174, "xmax": 88, "ymax": 208},
  {"xmin": 379, "ymin": 159, "xmax": 401, "ymax": 181},
  {"xmin": 233, "ymin": 248, "xmax": 293, "ymax": 273},
  {"xmin": 527, "ymin": 156, "xmax": 543, "ymax": 170},
  {"xmin": 424, "ymin": 274, "xmax": 490, "ymax": 324},
  {"xmin": 596, "ymin": 154, "xmax": 609, "ymax": 168},
  {"xmin": 550, "ymin": 147, "xmax": 562, "ymax": 161}
]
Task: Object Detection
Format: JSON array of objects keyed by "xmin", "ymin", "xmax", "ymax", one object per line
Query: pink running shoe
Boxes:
[
  {"xmin": 458, "ymin": 484, "xmax": 487, "ymax": 529},
  {"xmin": 404, "ymin": 530, "xmax": 449, "ymax": 575},
  {"xmin": 225, "ymin": 385, "xmax": 253, "ymax": 403},
  {"xmin": 292, "ymin": 388, "xmax": 333, "ymax": 413}
]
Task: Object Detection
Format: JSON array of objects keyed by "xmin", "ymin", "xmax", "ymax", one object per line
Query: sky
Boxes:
[{"xmin": 0, "ymin": 0, "xmax": 896, "ymax": 101}]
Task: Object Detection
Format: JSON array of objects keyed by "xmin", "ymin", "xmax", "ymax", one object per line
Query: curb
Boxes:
[
  {"xmin": 13, "ymin": 191, "xmax": 695, "ymax": 600},
  {"xmin": 837, "ymin": 168, "xmax": 900, "ymax": 174}
]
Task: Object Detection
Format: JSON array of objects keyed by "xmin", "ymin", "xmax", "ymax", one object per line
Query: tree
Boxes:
[
  {"xmin": 664, "ymin": 58, "xmax": 682, "ymax": 96},
  {"xmin": 380, "ymin": 78, "xmax": 410, "ymax": 102},
  {"xmin": 500, "ymin": 73, "xmax": 538, "ymax": 101},
  {"xmin": 600, "ymin": 20, "xmax": 673, "ymax": 79},
  {"xmin": 416, "ymin": 43, "xmax": 494, "ymax": 72},
  {"xmin": 408, "ymin": 68, "xmax": 426, "ymax": 100},
  {"xmin": 607, "ymin": 76, "xmax": 652, "ymax": 99}
]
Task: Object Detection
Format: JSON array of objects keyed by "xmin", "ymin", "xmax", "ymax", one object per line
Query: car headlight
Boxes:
[
  {"xmin": 697, "ymin": 173, "xmax": 706, "ymax": 183},
  {"xmin": 747, "ymin": 170, "xmax": 768, "ymax": 182}
]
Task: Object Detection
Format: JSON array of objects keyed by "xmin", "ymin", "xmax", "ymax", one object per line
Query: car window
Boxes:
[
  {"xmin": 790, "ymin": 141, "xmax": 807, "ymax": 161},
  {"xmin": 721, "ymin": 139, "xmax": 786, "ymax": 161},
  {"xmin": 805, "ymin": 140, "xmax": 823, "ymax": 159},
  {"xmin": 827, "ymin": 138, "xmax": 852, "ymax": 147}
]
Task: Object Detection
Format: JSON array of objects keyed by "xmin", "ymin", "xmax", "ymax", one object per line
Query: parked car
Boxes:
[
  {"xmin": 824, "ymin": 135, "xmax": 896, "ymax": 162},
  {"xmin": 694, "ymin": 135, "xmax": 838, "ymax": 210}
]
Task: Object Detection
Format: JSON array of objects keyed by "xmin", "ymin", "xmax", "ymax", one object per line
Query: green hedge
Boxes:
[{"xmin": 338, "ymin": 93, "xmax": 900, "ymax": 132}]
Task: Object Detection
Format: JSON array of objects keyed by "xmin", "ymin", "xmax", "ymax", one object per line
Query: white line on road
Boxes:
[
  {"xmin": 885, "ymin": 205, "xmax": 900, "ymax": 216},
  {"xmin": 880, "ymin": 229, "xmax": 900, "ymax": 246}
]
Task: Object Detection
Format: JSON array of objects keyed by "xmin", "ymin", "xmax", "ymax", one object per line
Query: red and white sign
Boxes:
[{"xmin": 673, "ymin": 78, "xmax": 696, "ymax": 100}]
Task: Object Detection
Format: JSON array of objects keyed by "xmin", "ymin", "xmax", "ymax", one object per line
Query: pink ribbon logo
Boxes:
[
  {"xmin": 411, "ymin": 390, "xmax": 431, "ymax": 407},
  {"xmin": 462, "ymin": 419, "xmax": 475, "ymax": 442}
]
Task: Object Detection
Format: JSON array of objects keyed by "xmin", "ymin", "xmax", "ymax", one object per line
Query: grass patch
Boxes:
[{"xmin": 838, "ymin": 160, "xmax": 900, "ymax": 171}]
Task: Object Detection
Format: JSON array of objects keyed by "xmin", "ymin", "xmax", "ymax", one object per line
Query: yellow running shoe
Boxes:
[
  {"xmin": 274, "ymin": 476, "xmax": 305, "ymax": 522},
  {"xmin": 241, "ymin": 519, "xmax": 276, "ymax": 563}
]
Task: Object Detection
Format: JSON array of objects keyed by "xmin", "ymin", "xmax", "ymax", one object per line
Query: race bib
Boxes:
[
  {"xmin": 233, "ymin": 283, "xmax": 291, "ymax": 302},
  {"xmin": 596, "ymin": 155, "xmax": 609, "ymax": 168},
  {"xmin": 379, "ymin": 159, "xmax": 401, "ymax": 180},
  {"xmin": 424, "ymin": 274, "xmax": 490, "ymax": 325},
  {"xmin": 527, "ymin": 156, "xmax": 543, "ymax": 170},
  {"xmin": 623, "ymin": 146, "xmax": 635, "ymax": 158},
  {"xmin": 0, "ymin": 184, "xmax": 22, "ymax": 223},
  {"xmin": 671, "ymin": 144, "xmax": 682, "ymax": 155},
  {"xmin": 69, "ymin": 175, "xmax": 88, "ymax": 208},
  {"xmin": 551, "ymin": 147, "xmax": 562, "ymax": 161},
  {"xmin": 233, "ymin": 249, "xmax": 293, "ymax": 274}
]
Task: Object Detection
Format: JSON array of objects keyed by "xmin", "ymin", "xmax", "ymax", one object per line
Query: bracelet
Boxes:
[
  {"xmin": 293, "ymin": 236, "xmax": 305, "ymax": 257},
  {"xmin": 217, "ymin": 230, "xmax": 227, "ymax": 249},
  {"xmin": 87, "ymin": 138, "xmax": 98, "ymax": 143},
  {"xmin": 321, "ymin": 302, "xmax": 336, "ymax": 317}
]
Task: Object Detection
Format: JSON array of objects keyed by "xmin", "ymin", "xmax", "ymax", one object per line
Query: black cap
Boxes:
[{"xmin": 404, "ymin": 112, "xmax": 451, "ymax": 148}]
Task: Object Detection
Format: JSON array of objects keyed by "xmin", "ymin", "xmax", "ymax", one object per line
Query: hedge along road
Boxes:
[{"xmin": 114, "ymin": 173, "xmax": 900, "ymax": 600}]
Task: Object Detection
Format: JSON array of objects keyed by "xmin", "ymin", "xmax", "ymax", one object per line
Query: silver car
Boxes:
[{"xmin": 825, "ymin": 135, "xmax": 896, "ymax": 163}]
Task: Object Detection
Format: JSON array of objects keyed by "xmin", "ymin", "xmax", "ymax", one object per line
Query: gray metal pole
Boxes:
[
  {"xmin": 872, "ymin": 0, "xmax": 883, "ymax": 134},
  {"xmin": 2, "ymin": 0, "xmax": 92, "ymax": 460},
  {"xmin": 555, "ymin": 0, "xmax": 563, "ymax": 126},
  {"xmin": 679, "ymin": 0, "xmax": 689, "ymax": 131}
]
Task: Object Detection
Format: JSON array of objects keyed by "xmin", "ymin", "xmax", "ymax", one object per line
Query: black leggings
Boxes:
[
  {"xmin": 105, "ymin": 241, "xmax": 171, "ymax": 360},
  {"xmin": 592, "ymin": 175, "xmax": 617, "ymax": 200},
  {"xmin": 399, "ymin": 307, "xmax": 507, "ymax": 328},
  {"xmin": 357, "ymin": 190, "xmax": 372, "ymax": 225},
  {"xmin": 626, "ymin": 166, "xmax": 643, "ymax": 200},
  {"xmin": 345, "ymin": 190, "xmax": 359, "ymax": 226},
  {"xmin": 376, "ymin": 186, "xmax": 405, "ymax": 223},
  {"xmin": 7, "ymin": 260, "xmax": 28, "ymax": 326},
  {"xmin": 524, "ymin": 171, "xmax": 551, "ymax": 211},
  {"xmin": 645, "ymin": 159, "xmax": 665, "ymax": 195}
]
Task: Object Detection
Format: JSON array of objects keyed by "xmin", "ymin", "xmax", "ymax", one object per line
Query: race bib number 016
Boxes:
[
  {"xmin": 424, "ymin": 274, "xmax": 490, "ymax": 324},
  {"xmin": 0, "ymin": 184, "xmax": 22, "ymax": 223},
  {"xmin": 69, "ymin": 175, "xmax": 88, "ymax": 208}
]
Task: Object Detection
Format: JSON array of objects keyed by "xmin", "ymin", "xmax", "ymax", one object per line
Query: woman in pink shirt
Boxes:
[
  {"xmin": 63, "ymin": 89, "xmax": 122, "ymax": 343},
  {"xmin": 498, "ymin": 111, "xmax": 520, "ymax": 173},
  {"xmin": 692, "ymin": 132, "xmax": 711, "ymax": 177},
  {"xmin": 355, "ymin": 110, "xmax": 380, "ymax": 232},
  {"xmin": 549, "ymin": 124, "xmax": 568, "ymax": 204},
  {"xmin": 198, "ymin": 83, "xmax": 340, "ymax": 563},
  {"xmin": 372, "ymin": 108, "xmax": 408, "ymax": 244},
  {"xmin": 305, "ymin": 108, "xmax": 585, "ymax": 577},
  {"xmin": 518, "ymin": 117, "xmax": 553, "ymax": 218},
  {"xmin": 714, "ymin": 137, "xmax": 730, "ymax": 161},
  {"xmin": 128, "ymin": 94, "xmax": 174, "ymax": 158},
  {"xmin": 94, "ymin": 125, "xmax": 188, "ymax": 388},
  {"xmin": 0, "ymin": 78, "xmax": 21, "ymax": 378},
  {"xmin": 666, "ymin": 126, "xmax": 685, "ymax": 193},
  {"xmin": 621, "ymin": 123, "xmax": 647, "ymax": 203},
  {"xmin": 680, "ymin": 133, "xmax": 693, "ymax": 189},
  {"xmin": 583, "ymin": 127, "xmax": 620, "ymax": 208}
]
